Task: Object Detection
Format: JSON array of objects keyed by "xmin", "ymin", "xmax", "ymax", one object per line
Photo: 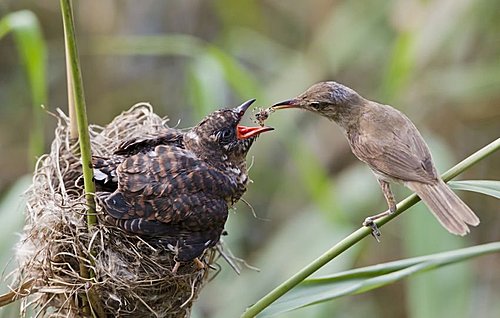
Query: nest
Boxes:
[{"xmin": 11, "ymin": 104, "xmax": 221, "ymax": 317}]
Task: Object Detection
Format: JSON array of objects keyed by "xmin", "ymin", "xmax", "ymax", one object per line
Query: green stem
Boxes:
[
  {"xmin": 60, "ymin": 1, "xmax": 104, "ymax": 317},
  {"xmin": 242, "ymin": 137, "xmax": 500, "ymax": 318},
  {"xmin": 60, "ymin": 0, "xmax": 97, "ymax": 226}
]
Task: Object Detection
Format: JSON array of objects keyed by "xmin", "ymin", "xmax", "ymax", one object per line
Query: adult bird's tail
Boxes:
[{"xmin": 406, "ymin": 179, "xmax": 480, "ymax": 236}]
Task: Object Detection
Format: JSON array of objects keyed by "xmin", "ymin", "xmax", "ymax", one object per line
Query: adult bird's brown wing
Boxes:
[
  {"xmin": 99, "ymin": 144, "xmax": 236, "ymax": 261},
  {"xmin": 349, "ymin": 103, "xmax": 478, "ymax": 235},
  {"xmin": 348, "ymin": 103, "xmax": 437, "ymax": 184}
]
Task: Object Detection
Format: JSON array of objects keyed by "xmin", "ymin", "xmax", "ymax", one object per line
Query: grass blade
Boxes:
[
  {"xmin": 448, "ymin": 180, "xmax": 500, "ymax": 199},
  {"xmin": 261, "ymin": 242, "xmax": 500, "ymax": 317},
  {"xmin": 0, "ymin": 10, "xmax": 47, "ymax": 164}
]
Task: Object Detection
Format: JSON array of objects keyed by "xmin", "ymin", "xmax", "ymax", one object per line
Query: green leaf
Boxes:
[
  {"xmin": 0, "ymin": 10, "xmax": 47, "ymax": 162},
  {"xmin": 0, "ymin": 176, "xmax": 30, "ymax": 289},
  {"xmin": 260, "ymin": 242, "xmax": 500, "ymax": 317},
  {"xmin": 404, "ymin": 139, "xmax": 471, "ymax": 318},
  {"xmin": 448, "ymin": 180, "xmax": 500, "ymax": 199},
  {"xmin": 0, "ymin": 176, "xmax": 30, "ymax": 317}
]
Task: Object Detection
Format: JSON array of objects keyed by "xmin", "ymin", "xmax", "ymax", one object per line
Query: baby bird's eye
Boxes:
[
  {"xmin": 217, "ymin": 128, "xmax": 234, "ymax": 144},
  {"xmin": 221, "ymin": 128, "xmax": 233, "ymax": 139},
  {"xmin": 310, "ymin": 102, "xmax": 320, "ymax": 108}
]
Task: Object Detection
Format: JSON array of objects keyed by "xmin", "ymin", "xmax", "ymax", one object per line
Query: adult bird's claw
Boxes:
[{"xmin": 363, "ymin": 217, "xmax": 381, "ymax": 242}]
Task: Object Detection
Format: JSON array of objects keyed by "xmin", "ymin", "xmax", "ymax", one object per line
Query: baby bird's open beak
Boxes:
[
  {"xmin": 237, "ymin": 125, "xmax": 274, "ymax": 140},
  {"xmin": 234, "ymin": 99, "xmax": 257, "ymax": 115},
  {"xmin": 233, "ymin": 99, "xmax": 274, "ymax": 139}
]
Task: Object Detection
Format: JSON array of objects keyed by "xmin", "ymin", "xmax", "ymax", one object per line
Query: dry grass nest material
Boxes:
[{"xmin": 11, "ymin": 104, "xmax": 222, "ymax": 317}]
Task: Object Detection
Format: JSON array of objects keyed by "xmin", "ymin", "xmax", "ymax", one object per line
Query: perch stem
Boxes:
[
  {"xmin": 242, "ymin": 137, "xmax": 500, "ymax": 318},
  {"xmin": 60, "ymin": 0, "xmax": 97, "ymax": 226},
  {"xmin": 60, "ymin": 1, "xmax": 104, "ymax": 316}
]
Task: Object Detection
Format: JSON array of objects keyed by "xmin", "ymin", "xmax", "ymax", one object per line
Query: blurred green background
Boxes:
[{"xmin": 0, "ymin": 1, "xmax": 499, "ymax": 317}]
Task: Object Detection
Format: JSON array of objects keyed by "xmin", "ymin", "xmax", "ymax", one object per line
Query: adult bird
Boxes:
[
  {"xmin": 93, "ymin": 99, "xmax": 273, "ymax": 273},
  {"xmin": 271, "ymin": 82, "xmax": 479, "ymax": 237}
]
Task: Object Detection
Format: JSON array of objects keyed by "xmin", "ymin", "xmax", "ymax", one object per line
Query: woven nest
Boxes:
[{"xmin": 11, "ymin": 104, "xmax": 225, "ymax": 317}]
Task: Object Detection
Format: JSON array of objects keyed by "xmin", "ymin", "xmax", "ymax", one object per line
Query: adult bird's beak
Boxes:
[
  {"xmin": 233, "ymin": 98, "xmax": 274, "ymax": 139},
  {"xmin": 237, "ymin": 125, "xmax": 274, "ymax": 140},
  {"xmin": 270, "ymin": 98, "xmax": 299, "ymax": 110}
]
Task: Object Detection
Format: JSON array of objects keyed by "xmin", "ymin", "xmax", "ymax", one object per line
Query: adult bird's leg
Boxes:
[
  {"xmin": 363, "ymin": 179, "xmax": 397, "ymax": 240},
  {"xmin": 379, "ymin": 179, "xmax": 397, "ymax": 214}
]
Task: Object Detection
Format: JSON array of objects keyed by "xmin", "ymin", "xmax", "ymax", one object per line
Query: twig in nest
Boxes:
[{"xmin": 0, "ymin": 278, "xmax": 36, "ymax": 307}]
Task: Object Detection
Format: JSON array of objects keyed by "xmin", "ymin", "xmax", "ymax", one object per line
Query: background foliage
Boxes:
[{"xmin": 0, "ymin": 1, "xmax": 499, "ymax": 317}]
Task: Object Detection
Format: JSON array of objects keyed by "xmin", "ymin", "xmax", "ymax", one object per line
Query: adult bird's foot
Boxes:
[
  {"xmin": 389, "ymin": 204, "xmax": 397, "ymax": 215},
  {"xmin": 363, "ymin": 217, "xmax": 381, "ymax": 242}
]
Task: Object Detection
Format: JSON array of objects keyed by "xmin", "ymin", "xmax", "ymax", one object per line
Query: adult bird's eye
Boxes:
[{"xmin": 310, "ymin": 102, "xmax": 320, "ymax": 108}]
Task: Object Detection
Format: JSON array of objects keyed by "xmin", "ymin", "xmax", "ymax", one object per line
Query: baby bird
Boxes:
[{"xmin": 94, "ymin": 99, "xmax": 273, "ymax": 272}]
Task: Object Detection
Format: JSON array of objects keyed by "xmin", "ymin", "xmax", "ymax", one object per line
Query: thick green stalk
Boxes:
[
  {"xmin": 60, "ymin": 1, "xmax": 104, "ymax": 317},
  {"xmin": 242, "ymin": 137, "xmax": 500, "ymax": 318},
  {"xmin": 60, "ymin": 0, "xmax": 97, "ymax": 226}
]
